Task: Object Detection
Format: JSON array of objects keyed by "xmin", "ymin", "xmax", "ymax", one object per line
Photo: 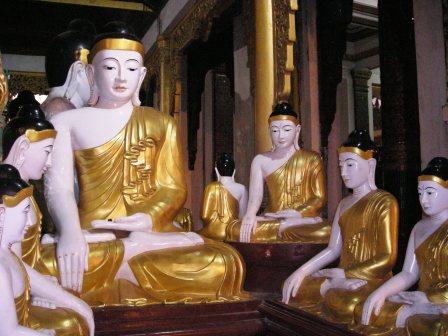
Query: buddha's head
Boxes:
[
  {"xmin": 2, "ymin": 104, "xmax": 56, "ymax": 181},
  {"xmin": 338, "ymin": 129, "xmax": 377, "ymax": 190},
  {"xmin": 4, "ymin": 90, "xmax": 40, "ymax": 123},
  {"xmin": 215, "ymin": 153, "xmax": 235, "ymax": 180},
  {"xmin": 268, "ymin": 102, "xmax": 300, "ymax": 151},
  {"xmin": 87, "ymin": 21, "xmax": 147, "ymax": 108},
  {"xmin": 46, "ymin": 19, "xmax": 96, "ymax": 107},
  {"xmin": 0, "ymin": 164, "xmax": 33, "ymax": 247},
  {"xmin": 418, "ymin": 157, "xmax": 448, "ymax": 217}
]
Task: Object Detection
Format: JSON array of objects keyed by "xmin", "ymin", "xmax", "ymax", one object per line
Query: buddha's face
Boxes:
[
  {"xmin": 92, "ymin": 49, "xmax": 146, "ymax": 105},
  {"xmin": 0, "ymin": 197, "xmax": 32, "ymax": 246},
  {"xmin": 21, "ymin": 138, "xmax": 54, "ymax": 181},
  {"xmin": 339, "ymin": 152, "xmax": 371, "ymax": 189},
  {"xmin": 418, "ymin": 181, "xmax": 448, "ymax": 216},
  {"xmin": 269, "ymin": 120, "xmax": 299, "ymax": 150}
]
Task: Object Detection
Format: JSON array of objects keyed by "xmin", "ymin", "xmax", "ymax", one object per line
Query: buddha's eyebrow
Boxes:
[
  {"xmin": 126, "ymin": 59, "xmax": 139, "ymax": 62},
  {"xmin": 102, "ymin": 57, "xmax": 118, "ymax": 62}
]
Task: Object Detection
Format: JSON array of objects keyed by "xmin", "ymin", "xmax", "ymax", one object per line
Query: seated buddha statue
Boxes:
[
  {"xmin": 0, "ymin": 164, "xmax": 93, "ymax": 336},
  {"xmin": 42, "ymin": 22, "xmax": 245, "ymax": 305},
  {"xmin": 198, "ymin": 153, "xmax": 248, "ymax": 241},
  {"xmin": 41, "ymin": 19, "xmax": 96, "ymax": 119},
  {"xmin": 282, "ymin": 129, "xmax": 398, "ymax": 324},
  {"xmin": 352, "ymin": 157, "xmax": 448, "ymax": 335},
  {"xmin": 226, "ymin": 102, "xmax": 330, "ymax": 243}
]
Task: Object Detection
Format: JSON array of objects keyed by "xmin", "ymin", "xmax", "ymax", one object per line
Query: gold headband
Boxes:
[
  {"xmin": 268, "ymin": 115, "xmax": 300, "ymax": 125},
  {"xmin": 25, "ymin": 129, "xmax": 57, "ymax": 143},
  {"xmin": 2, "ymin": 186, "xmax": 33, "ymax": 208},
  {"xmin": 338, "ymin": 146, "xmax": 375, "ymax": 160},
  {"xmin": 418, "ymin": 175, "xmax": 448, "ymax": 188},
  {"xmin": 89, "ymin": 38, "xmax": 145, "ymax": 61}
]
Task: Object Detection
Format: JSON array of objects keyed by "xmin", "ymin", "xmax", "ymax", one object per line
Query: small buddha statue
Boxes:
[
  {"xmin": 353, "ymin": 157, "xmax": 448, "ymax": 335},
  {"xmin": 0, "ymin": 164, "xmax": 93, "ymax": 336},
  {"xmin": 4, "ymin": 90, "xmax": 40, "ymax": 123},
  {"xmin": 198, "ymin": 153, "xmax": 248, "ymax": 241},
  {"xmin": 226, "ymin": 102, "xmax": 330, "ymax": 243},
  {"xmin": 43, "ymin": 21, "xmax": 245, "ymax": 304},
  {"xmin": 41, "ymin": 19, "xmax": 96, "ymax": 119},
  {"xmin": 282, "ymin": 129, "xmax": 398, "ymax": 324}
]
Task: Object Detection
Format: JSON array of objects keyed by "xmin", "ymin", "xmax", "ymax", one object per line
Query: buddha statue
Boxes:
[
  {"xmin": 41, "ymin": 19, "xmax": 96, "ymax": 119},
  {"xmin": 0, "ymin": 52, "xmax": 8, "ymax": 114},
  {"xmin": 282, "ymin": 129, "xmax": 398, "ymax": 324},
  {"xmin": 352, "ymin": 157, "xmax": 448, "ymax": 335},
  {"xmin": 198, "ymin": 153, "xmax": 248, "ymax": 241},
  {"xmin": 226, "ymin": 102, "xmax": 330, "ymax": 243},
  {"xmin": 43, "ymin": 21, "xmax": 245, "ymax": 305},
  {"xmin": 0, "ymin": 164, "xmax": 93, "ymax": 336},
  {"xmin": 4, "ymin": 90, "xmax": 40, "ymax": 124}
]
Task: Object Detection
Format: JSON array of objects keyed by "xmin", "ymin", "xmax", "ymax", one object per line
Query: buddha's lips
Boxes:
[{"xmin": 114, "ymin": 86, "xmax": 127, "ymax": 92}]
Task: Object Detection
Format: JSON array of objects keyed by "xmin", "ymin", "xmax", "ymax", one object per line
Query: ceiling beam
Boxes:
[{"xmin": 34, "ymin": 0, "xmax": 154, "ymax": 12}]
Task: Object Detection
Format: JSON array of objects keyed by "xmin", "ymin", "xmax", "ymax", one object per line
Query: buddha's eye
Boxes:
[
  {"xmin": 23, "ymin": 205, "xmax": 30, "ymax": 214},
  {"xmin": 128, "ymin": 67, "xmax": 137, "ymax": 72},
  {"xmin": 104, "ymin": 65, "xmax": 116, "ymax": 70}
]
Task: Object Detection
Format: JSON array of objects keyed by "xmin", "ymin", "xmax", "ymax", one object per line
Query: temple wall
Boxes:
[{"xmin": 2, "ymin": 54, "xmax": 44, "ymax": 73}]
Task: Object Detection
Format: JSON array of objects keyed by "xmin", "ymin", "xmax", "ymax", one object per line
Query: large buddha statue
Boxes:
[
  {"xmin": 282, "ymin": 129, "xmax": 398, "ymax": 324},
  {"xmin": 0, "ymin": 164, "xmax": 93, "ymax": 336},
  {"xmin": 43, "ymin": 22, "xmax": 245, "ymax": 305},
  {"xmin": 226, "ymin": 102, "xmax": 330, "ymax": 243},
  {"xmin": 41, "ymin": 19, "xmax": 95, "ymax": 119},
  {"xmin": 198, "ymin": 153, "xmax": 248, "ymax": 241},
  {"xmin": 353, "ymin": 157, "xmax": 448, "ymax": 335}
]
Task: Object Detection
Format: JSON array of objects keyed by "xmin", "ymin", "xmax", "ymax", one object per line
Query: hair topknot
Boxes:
[
  {"xmin": 421, "ymin": 157, "xmax": 448, "ymax": 181},
  {"xmin": 270, "ymin": 102, "xmax": 298, "ymax": 119},
  {"xmin": 342, "ymin": 129, "xmax": 377, "ymax": 156},
  {"xmin": 0, "ymin": 164, "xmax": 29, "ymax": 203},
  {"xmin": 216, "ymin": 153, "xmax": 235, "ymax": 177},
  {"xmin": 93, "ymin": 21, "xmax": 140, "ymax": 46},
  {"xmin": 4, "ymin": 90, "xmax": 40, "ymax": 123}
]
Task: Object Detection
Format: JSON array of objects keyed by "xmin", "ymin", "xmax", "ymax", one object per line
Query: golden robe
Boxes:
[
  {"xmin": 198, "ymin": 181, "xmax": 240, "ymax": 241},
  {"xmin": 226, "ymin": 149, "xmax": 330, "ymax": 243},
  {"xmin": 40, "ymin": 106, "xmax": 245, "ymax": 305},
  {"xmin": 290, "ymin": 190, "xmax": 398, "ymax": 324},
  {"xmin": 352, "ymin": 220, "xmax": 448, "ymax": 335},
  {"xmin": 14, "ymin": 255, "xmax": 89, "ymax": 336},
  {"xmin": 21, "ymin": 197, "xmax": 43, "ymax": 268}
]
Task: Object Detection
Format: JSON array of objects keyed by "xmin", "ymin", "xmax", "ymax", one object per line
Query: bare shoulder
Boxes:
[{"xmin": 50, "ymin": 107, "xmax": 94, "ymax": 129}]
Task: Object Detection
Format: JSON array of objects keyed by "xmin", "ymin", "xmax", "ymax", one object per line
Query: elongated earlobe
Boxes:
[
  {"xmin": 132, "ymin": 67, "xmax": 147, "ymax": 106},
  {"xmin": 86, "ymin": 65, "xmax": 98, "ymax": 106},
  {"xmin": 367, "ymin": 159, "xmax": 377, "ymax": 190},
  {"xmin": 215, "ymin": 167, "xmax": 222, "ymax": 182}
]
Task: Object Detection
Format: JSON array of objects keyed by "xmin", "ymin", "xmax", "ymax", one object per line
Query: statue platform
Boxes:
[
  {"xmin": 93, "ymin": 299, "xmax": 263, "ymax": 336},
  {"xmin": 260, "ymin": 300, "xmax": 361, "ymax": 336},
  {"xmin": 228, "ymin": 242, "xmax": 327, "ymax": 293}
]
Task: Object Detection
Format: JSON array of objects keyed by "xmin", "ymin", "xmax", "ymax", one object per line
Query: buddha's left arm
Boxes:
[
  {"xmin": 294, "ymin": 155, "xmax": 326, "ymax": 217},
  {"xmin": 141, "ymin": 116, "xmax": 187, "ymax": 232},
  {"xmin": 345, "ymin": 195, "xmax": 399, "ymax": 281}
]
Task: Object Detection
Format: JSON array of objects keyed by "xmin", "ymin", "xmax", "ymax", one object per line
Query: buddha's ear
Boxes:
[
  {"xmin": 86, "ymin": 64, "xmax": 98, "ymax": 106},
  {"xmin": 232, "ymin": 169, "xmax": 236, "ymax": 182},
  {"xmin": 367, "ymin": 158, "xmax": 377, "ymax": 190},
  {"xmin": 0, "ymin": 206, "xmax": 4, "ymax": 244},
  {"xmin": 132, "ymin": 66, "xmax": 147, "ymax": 106},
  {"xmin": 214, "ymin": 167, "xmax": 222, "ymax": 182},
  {"xmin": 294, "ymin": 125, "xmax": 301, "ymax": 150},
  {"xmin": 10, "ymin": 136, "xmax": 30, "ymax": 170}
]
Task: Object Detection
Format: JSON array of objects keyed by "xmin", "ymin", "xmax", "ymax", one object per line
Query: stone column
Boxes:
[
  {"xmin": 351, "ymin": 68, "xmax": 372, "ymax": 132},
  {"xmin": 254, "ymin": 0, "xmax": 275, "ymax": 154},
  {"xmin": 378, "ymin": 0, "xmax": 421, "ymax": 244},
  {"xmin": 157, "ymin": 36, "xmax": 171, "ymax": 114}
]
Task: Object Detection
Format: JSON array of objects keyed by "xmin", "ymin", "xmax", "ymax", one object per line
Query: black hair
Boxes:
[
  {"xmin": 2, "ymin": 104, "xmax": 55, "ymax": 160},
  {"xmin": 0, "ymin": 164, "xmax": 29, "ymax": 204},
  {"xmin": 4, "ymin": 90, "xmax": 40, "ymax": 123},
  {"xmin": 92, "ymin": 21, "xmax": 140, "ymax": 47},
  {"xmin": 216, "ymin": 153, "xmax": 235, "ymax": 177},
  {"xmin": 342, "ymin": 129, "xmax": 377, "ymax": 158},
  {"xmin": 421, "ymin": 157, "xmax": 448, "ymax": 181},
  {"xmin": 45, "ymin": 18, "xmax": 96, "ymax": 88},
  {"xmin": 269, "ymin": 102, "xmax": 298, "ymax": 119}
]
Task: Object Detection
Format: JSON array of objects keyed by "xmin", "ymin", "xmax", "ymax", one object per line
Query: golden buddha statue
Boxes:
[
  {"xmin": 198, "ymin": 153, "xmax": 248, "ymax": 241},
  {"xmin": 0, "ymin": 52, "xmax": 8, "ymax": 113},
  {"xmin": 282, "ymin": 129, "xmax": 398, "ymax": 324},
  {"xmin": 41, "ymin": 22, "xmax": 245, "ymax": 305},
  {"xmin": 352, "ymin": 157, "xmax": 448, "ymax": 335},
  {"xmin": 226, "ymin": 102, "xmax": 330, "ymax": 243}
]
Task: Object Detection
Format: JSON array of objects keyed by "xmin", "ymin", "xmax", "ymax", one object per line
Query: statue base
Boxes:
[
  {"xmin": 260, "ymin": 300, "xmax": 361, "ymax": 336},
  {"xmin": 228, "ymin": 242, "xmax": 327, "ymax": 294},
  {"xmin": 94, "ymin": 299, "xmax": 263, "ymax": 335}
]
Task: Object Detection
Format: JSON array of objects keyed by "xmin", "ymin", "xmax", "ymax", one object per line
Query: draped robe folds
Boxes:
[
  {"xmin": 226, "ymin": 149, "xmax": 330, "ymax": 243},
  {"xmin": 198, "ymin": 181, "xmax": 240, "ymax": 241},
  {"xmin": 290, "ymin": 190, "xmax": 398, "ymax": 324},
  {"xmin": 37, "ymin": 106, "xmax": 245, "ymax": 305},
  {"xmin": 352, "ymin": 220, "xmax": 448, "ymax": 336},
  {"xmin": 13, "ymin": 255, "xmax": 89, "ymax": 336}
]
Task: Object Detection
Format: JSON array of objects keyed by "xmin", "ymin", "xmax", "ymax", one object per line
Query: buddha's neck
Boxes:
[
  {"xmin": 429, "ymin": 209, "xmax": 448, "ymax": 224},
  {"xmin": 352, "ymin": 181, "xmax": 373, "ymax": 199},
  {"xmin": 273, "ymin": 145, "xmax": 296, "ymax": 157},
  {"xmin": 94, "ymin": 98, "xmax": 130, "ymax": 109}
]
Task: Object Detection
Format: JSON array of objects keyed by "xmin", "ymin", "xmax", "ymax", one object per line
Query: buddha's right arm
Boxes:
[{"xmin": 245, "ymin": 156, "xmax": 264, "ymax": 217}]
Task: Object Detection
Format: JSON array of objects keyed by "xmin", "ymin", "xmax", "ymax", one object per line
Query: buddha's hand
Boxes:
[
  {"xmin": 437, "ymin": 304, "xmax": 448, "ymax": 314},
  {"xmin": 240, "ymin": 214, "xmax": 257, "ymax": 243},
  {"xmin": 361, "ymin": 291, "xmax": 386, "ymax": 325},
  {"xmin": 279, "ymin": 216, "xmax": 322, "ymax": 234},
  {"xmin": 388, "ymin": 291, "xmax": 430, "ymax": 305},
  {"xmin": 57, "ymin": 231, "xmax": 88, "ymax": 292},
  {"xmin": 282, "ymin": 269, "xmax": 305, "ymax": 304},
  {"xmin": 312, "ymin": 267, "xmax": 345, "ymax": 279},
  {"xmin": 330, "ymin": 278, "xmax": 367, "ymax": 291},
  {"xmin": 265, "ymin": 209, "xmax": 302, "ymax": 219},
  {"xmin": 31, "ymin": 297, "xmax": 56, "ymax": 309},
  {"xmin": 91, "ymin": 213, "xmax": 153, "ymax": 232},
  {"xmin": 37, "ymin": 329, "xmax": 56, "ymax": 336}
]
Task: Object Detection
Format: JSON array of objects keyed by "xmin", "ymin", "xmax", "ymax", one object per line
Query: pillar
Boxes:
[
  {"xmin": 351, "ymin": 68, "xmax": 372, "ymax": 132},
  {"xmin": 157, "ymin": 36, "xmax": 171, "ymax": 114}
]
